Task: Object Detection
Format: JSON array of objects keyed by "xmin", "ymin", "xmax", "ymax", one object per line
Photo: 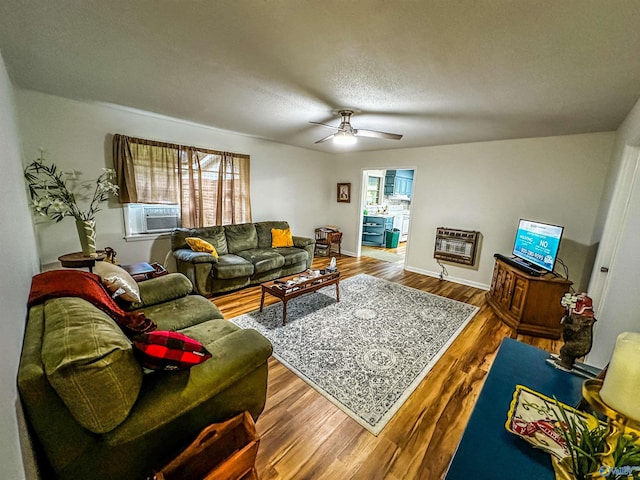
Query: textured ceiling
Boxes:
[{"xmin": 1, "ymin": 0, "xmax": 639, "ymax": 152}]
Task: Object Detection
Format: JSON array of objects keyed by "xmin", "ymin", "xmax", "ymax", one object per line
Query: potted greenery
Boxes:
[
  {"xmin": 552, "ymin": 400, "xmax": 640, "ymax": 480},
  {"xmin": 24, "ymin": 149, "xmax": 119, "ymax": 255}
]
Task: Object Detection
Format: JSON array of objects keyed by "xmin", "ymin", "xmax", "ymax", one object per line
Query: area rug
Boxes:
[{"xmin": 230, "ymin": 274, "xmax": 479, "ymax": 435}]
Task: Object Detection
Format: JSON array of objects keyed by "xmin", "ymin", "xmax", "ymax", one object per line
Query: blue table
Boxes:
[{"xmin": 445, "ymin": 338, "xmax": 597, "ymax": 479}]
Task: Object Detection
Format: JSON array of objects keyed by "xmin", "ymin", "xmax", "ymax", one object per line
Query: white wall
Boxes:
[
  {"xmin": 330, "ymin": 133, "xmax": 616, "ymax": 290},
  {"xmin": 16, "ymin": 90, "xmax": 335, "ymax": 267},
  {"xmin": 0, "ymin": 51, "xmax": 39, "ymax": 480},
  {"xmin": 15, "ymin": 89, "xmax": 617, "ymax": 292}
]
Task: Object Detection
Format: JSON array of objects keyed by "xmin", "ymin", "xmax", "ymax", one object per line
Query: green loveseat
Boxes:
[
  {"xmin": 172, "ymin": 220, "xmax": 315, "ymax": 296},
  {"xmin": 18, "ymin": 272, "xmax": 273, "ymax": 480}
]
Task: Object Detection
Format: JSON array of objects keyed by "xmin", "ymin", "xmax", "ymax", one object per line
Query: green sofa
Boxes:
[
  {"xmin": 18, "ymin": 272, "xmax": 273, "ymax": 480},
  {"xmin": 172, "ymin": 220, "xmax": 315, "ymax": 296}
]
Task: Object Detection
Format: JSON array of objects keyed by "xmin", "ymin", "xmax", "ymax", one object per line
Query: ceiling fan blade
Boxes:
[
  {"xmin": 309, "ymin": 121, "xmax": 338, "ymax": 130},
  {"xmin": 355, "ymin": 129, "xmax": 403, "ymax": 140},
  {"xmin": 315, "ymin": 133, "xmax": 336, "ymax": 144}
]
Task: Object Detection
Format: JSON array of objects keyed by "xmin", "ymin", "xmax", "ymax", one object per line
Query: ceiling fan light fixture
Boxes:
[
  {"xmin": 310, "ymin": 109, "xmax": 402, "ymax": 145},
  {"xmin": 333, "ymin": 131, "xmax": 357, "ymax": 146}
]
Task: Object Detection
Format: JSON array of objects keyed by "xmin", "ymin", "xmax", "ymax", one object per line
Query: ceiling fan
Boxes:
[{"xmin": 310, "ymin": 110, "xmax": 403, "ymax": 145}]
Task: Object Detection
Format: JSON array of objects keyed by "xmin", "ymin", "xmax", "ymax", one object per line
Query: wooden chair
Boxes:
[{"xmin": 315, "ymin": 228, "xmax": 342, "ymax": 256}]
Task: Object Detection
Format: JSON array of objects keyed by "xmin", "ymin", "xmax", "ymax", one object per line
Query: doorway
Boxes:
[{"xmin": 359, "ymin": 168, "xmax": 413, "ymax": 264}]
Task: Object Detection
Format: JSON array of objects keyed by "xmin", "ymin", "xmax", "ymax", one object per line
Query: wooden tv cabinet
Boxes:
[{"xmin": 486, "ymin": 257, "xmax": 572, "ymax": 339}]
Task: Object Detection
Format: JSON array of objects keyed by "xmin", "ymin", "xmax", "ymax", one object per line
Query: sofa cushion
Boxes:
[
  {"xmin": 185, "ymin": 237, "xmax": 218, "ymax": 258},
  {"xmin": 214, "ymin": 254, "xmax": 254, "ymax": 279},
  {"xmin": 238, "ymin": 248, "xmax": 286, "ymax": 274},
  {"xmin": 173, "ymin": 227, "xmax": 228, "ymax": 256},
  {"xmin": 179, "ymin": 317, "xmax": 241, "ymax": 344},
  {"xmin": 174, "ymin": 248, "xmax": 218, "ymax": 264},
  {"xmin": 41, "ymin": 298, "xmax": 143, "ymax": 434},
  {"xmin": 127, "ymin": 273, "xmax": 194, "ymax": 311},
  {"xmin": 202, "ymin": 227, "xmax": 229, "ymax": 255},
  {"xmin": 141, "ymin": 294, "xmax": 223, "ymax": 331},
  {"xmin": 94, "ymin": 262, "xmax": 141, "ymax": 303},
  {"xmin": 275, "ymin": 247, "xmax": 309, "ymax": 267},
  {"xmin": 224, "ymin": 223, "xmax": 258, "ymax": 253},
  {"xmin": 271, "ymin": 228, "xmax": 294, "ymax": 248},
  {"xmin": 255, "ymin": 221, "xmax": 290, "ymax": 249},
  {"xmin": 133, "ymin": 331, "xmax": 212, "ymax": 371}
]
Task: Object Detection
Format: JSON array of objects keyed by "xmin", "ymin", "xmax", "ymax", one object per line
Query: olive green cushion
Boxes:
[
  {"xmin": 293, "ymin": 235, "xmax": 315, "ymax": 248},
  {"xmin": 274, "ymin": 247, "xmax": 309, "ymax": 267},
  {"xmin": 214, "ymin": 254, "xmax": 254, "ymax": 279},
  {"xmin": 142, "ymin": 295, "xmax": 224, "ymax": 331},
  {"xmin": 172, "ymin": 226, "xmax": 228, "ymax": 256},
  {"xmin": 173, "ymin": 248, "xmax": 218, "ymax": 264},
  {"xmin": 41, "ymin": 298, "xmax": 143, "ymax": 434},
  {"xmin": 128, "ymin": 273, "xmax": 194, "ymax": 310},
  {"xmin": 238, "ymin": 248, "xmax": 285, "ymax": 274},
  {"xmin": 255, "ymin": 221, "xmax": 290, "ymax": 249},
  {"xmin": 224, "ymin": 223, "xmax": 258, "ymax": 253}
]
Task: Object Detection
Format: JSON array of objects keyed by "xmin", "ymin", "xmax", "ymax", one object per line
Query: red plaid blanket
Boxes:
[{"xmin": 28, "ymin": 270, "xmax": 156, "ymax": 335}]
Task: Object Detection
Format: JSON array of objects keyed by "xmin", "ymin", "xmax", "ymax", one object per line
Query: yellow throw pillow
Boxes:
[
  {"xmin": 271, "ymin": 228, "xmax": 294, "ymax": 248},
  {"xmin": 185, "ymin": 237, "xmax": 218, "ymax": 258}
]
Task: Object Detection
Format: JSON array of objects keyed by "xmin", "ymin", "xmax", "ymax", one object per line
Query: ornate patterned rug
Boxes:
[{"xmin": 230, "ymin": 274, "xmax": 479, "ymax": 435}]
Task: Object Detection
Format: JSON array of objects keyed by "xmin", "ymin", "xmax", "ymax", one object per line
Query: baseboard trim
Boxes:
[
  {"xmin": 405, "ymin": 265, "xmax": 490, "ymax": 291},
  {"xmin": 338, "ymin": 251, "xmax": 490, "ymax": 291}
]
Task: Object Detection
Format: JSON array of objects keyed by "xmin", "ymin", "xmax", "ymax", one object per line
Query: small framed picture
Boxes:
[{"xmin": 337, "ymin": 183, "xmax": 351, "ymax": 203}]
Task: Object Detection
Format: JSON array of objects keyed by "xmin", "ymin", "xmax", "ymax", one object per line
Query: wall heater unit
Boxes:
[{"xmin": 434, "ymin": 227, "xmax": 480, "ymax": 266}]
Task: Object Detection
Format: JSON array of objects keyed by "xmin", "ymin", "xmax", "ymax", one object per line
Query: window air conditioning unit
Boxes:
[{"xmin": 124, "ymin": 204, "xmax": 180, "ymax": 236}]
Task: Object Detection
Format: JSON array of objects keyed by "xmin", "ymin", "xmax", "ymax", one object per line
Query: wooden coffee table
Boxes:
[{"xmin": 260, "ymin": 271, "xmax": 340, "ymax": 325}]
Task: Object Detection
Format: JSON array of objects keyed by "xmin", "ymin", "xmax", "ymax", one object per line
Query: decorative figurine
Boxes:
[
  {"xmin": 554, "ymin": 292, "xmax": 597, "ymax": 371},
  {"xmin": 104, "ymin": 246, "xmax": 118, "ymax": 264}
]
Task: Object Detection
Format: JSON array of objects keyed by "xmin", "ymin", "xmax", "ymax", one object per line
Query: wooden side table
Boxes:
[
  {"xmin": 121, "ymin": 262, "xmax": 168, "ymax": 282},
  {"xmin": 315, "ymin": 228, "xmax": 342, "ymax": 256},
  {"xmin": 58, "ymin": 251, "xmax": 106, "ymax": 272}
]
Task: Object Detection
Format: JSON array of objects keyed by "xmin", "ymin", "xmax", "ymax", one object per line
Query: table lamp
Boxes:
[{"xmin": 582, "ymin": 331, "xmax": 640, "ymax": 468}]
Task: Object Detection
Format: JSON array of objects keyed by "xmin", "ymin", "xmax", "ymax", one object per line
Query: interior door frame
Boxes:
[
  {"xmin": 356, "ymin": 167, "xmax": 416, "ymax": 266},
  {"xmin": 586, "ymin": 141, "xmax": 640, "ymax": 367},
  {"xmin": 588, "ymin": 144, "xmax": 640, "ymax": 315}
]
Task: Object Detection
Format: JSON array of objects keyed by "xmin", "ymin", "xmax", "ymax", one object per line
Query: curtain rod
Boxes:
[{"xmin": 112, "ymin": 133, "xmax": 250, "ymax": 159}]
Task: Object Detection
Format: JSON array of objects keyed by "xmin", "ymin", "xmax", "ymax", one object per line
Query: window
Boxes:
[{"xmin": 113, "ymin": 134, "xmax": 251, "ymax": 231}]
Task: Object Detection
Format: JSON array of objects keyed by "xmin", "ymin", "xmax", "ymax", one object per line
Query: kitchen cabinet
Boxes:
[
  {"xmin": 486, "ymin": 258, "xmax": 572, "ymax": 339},
  {"xmin": 384, "ymin": 171, "xmax": 395, "ymax": 196},
  {"xmin": 362, "ymin": 215, "xmax": 392, "ymax": 246},
  {"xmin": 384, "ymin": 170, "xmax": 413, "ymax": 197}
]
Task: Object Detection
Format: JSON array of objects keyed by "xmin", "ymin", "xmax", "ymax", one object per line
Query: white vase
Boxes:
[{"xmin": 76, "ymin": 219, "xmax": 97, "ymax": 256}]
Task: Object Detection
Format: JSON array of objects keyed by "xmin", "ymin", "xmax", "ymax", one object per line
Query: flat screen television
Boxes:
[{"xmin": 512, "ymin": 219, "xmax": 564, "ymax": 273}]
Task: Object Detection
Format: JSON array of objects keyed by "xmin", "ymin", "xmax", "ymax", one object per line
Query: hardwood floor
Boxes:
[
  {"xmin": 212, "ymin": 254, "xmax": 562, "ymax": 480},
  {"xmin": 361, "ymin": 241, "xmax": 407, "ymax": 259}
]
